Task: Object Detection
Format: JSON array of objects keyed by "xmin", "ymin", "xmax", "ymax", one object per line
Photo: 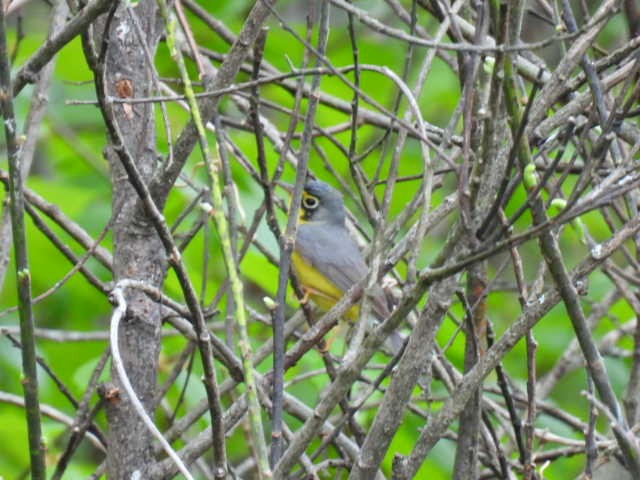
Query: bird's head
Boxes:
[{"xmin": 299, "ymin": 180, "xmax": 346, "ymax": 225}]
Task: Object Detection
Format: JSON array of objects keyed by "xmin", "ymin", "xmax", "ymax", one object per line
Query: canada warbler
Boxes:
[{"xmin": 292, "ymin": 180, "xmax": 391, "ymax": 324}]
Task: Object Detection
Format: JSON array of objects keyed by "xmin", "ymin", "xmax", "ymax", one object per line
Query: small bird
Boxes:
[{"xmin": 292, "ymin": 180, "xmax": 392, "ymax": 329}]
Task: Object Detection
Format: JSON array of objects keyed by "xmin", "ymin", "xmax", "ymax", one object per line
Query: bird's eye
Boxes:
[{"xmin": 302, "ymin": 196, "xmax": 319, "ymax": 210}]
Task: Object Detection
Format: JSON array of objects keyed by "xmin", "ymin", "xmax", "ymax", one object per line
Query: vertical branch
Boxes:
[
  {"xmin": 82, "ymin": 2, "xmax": 179, "ymax": 478},
  {"xmin": 624, "ymin": 317, "xmax": 640, "ymax": 423},
  {"xmin": 452, "ymin": 2, "xmax": 489, "ymax": 477},
  {"xmin": 159, "ymin": 2, "xmax": 267, "ymax": 477},
  {"xmin": 453, "ymin": 267, "xmax": 485, "ymax": 480},
  {"xmin": 158, "ymin": 4, "xmax": 234, "ymax": 478},
  {"xmin": 0, "ymin": 6, "xmax": 46, "ymax": 479},
  {"xmin": 246, "ymin": 25, "xmax": 288, "ymax": 466},
  {"xmin": 584, "ymin": 374, "xmax": 598, "ymax": 478},
  {"xmin": 501, "ymin": 210, "xmax": 532, "ymax": 470},
  {"xmin": 272, "ymin": 0, "xmax": 330, "ymax": 466},
  {"xmin": 524, "ymin": 330, "xmax": 538, "ymax": 480}
]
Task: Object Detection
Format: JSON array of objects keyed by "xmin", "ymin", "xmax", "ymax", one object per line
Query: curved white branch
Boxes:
[{"xmin": 109, "ymin": 282, "xmax": 194, "ymax": 480}]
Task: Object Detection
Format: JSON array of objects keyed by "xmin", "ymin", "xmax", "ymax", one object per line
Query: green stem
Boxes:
[
  {"xmin": 0, "ymin": 6, "xmax": 46, "ymax": 479},
  {"xmin": 160, "ymin": 3, "xmax": 270, "ymax": 478}
]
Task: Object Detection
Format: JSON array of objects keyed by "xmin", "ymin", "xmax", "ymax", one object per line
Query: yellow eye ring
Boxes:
[{"xmin": 302, "ymin": 196, "xmax": 319, "ymax": 209}]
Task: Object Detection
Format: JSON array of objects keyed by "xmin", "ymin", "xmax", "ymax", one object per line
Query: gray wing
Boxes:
[{"xmin": 295, "ymin": 223, "xmax": 390, "ymax": 318}]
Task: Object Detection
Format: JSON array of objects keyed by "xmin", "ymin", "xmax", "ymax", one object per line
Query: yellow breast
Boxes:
[{"xmin": 291, "ymin": 250, "xmax": 359, "ymax": 321}]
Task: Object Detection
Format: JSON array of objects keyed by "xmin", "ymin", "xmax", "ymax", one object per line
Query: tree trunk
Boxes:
[{"xmin": 87, "ymin": 2, "xmax": 165, "ymax": 477}]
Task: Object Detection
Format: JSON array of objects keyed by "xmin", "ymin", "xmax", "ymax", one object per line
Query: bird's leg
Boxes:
[
  {"xmin": 300, "ymin": 289, "xmax": 310, "ymax": 305},
  {"xmin": 322, "ymin": 321, "xmax": 347, "ymax": 353},
  {"xmin": 300, "ymin": 287, "xmax": 311, "ymax": 305}
]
